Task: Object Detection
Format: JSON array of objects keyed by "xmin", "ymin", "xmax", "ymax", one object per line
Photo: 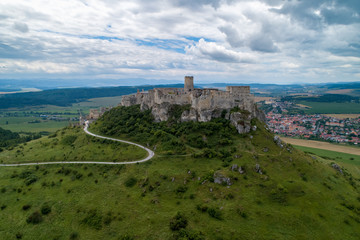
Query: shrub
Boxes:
[
  {"xmin": 169, "ymin": 212, "xmax": 188, "ymax": 231},
  {"xmin": 81, "ymin": 210, "xmax": 103, "ymax": 230},
  {"xmin": 69, "ymin": 232, "xmax": 79, "ymax": 240},
  {"xmin": 26, "ymin": 211, "xmax": 43, "ymax": 224},
  {"xmin": 119, "ymin": 235, "xmax": 134, "ymax": 240},
  {"xmin": 41, "ymin": 204, "xmax": 51, "ymax": 215},
  {"xmin": 207, "ymin": 207, "xmax": 222, "ymax": 220},
  {"xmin": 61, "ymin": 135, "xmax": 77, "ymax": 145},
  {"xmin": 22, "ymin": 204, "xmax": 31, "ymax": 211},
  {"xmin": 25, "ymin": 175, "xmax": 38, "ymax": 186},
  {"xmin": 125, "ymin": 177, "xmax": 137, "ymax": 187},
  {"xmin": 175, "ymin": 186, "xmax": 188, "ymax": 194}
]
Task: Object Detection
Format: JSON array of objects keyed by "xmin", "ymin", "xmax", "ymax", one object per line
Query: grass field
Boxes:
[
  {"xmin": 281, "ymin": 137, "xmax": 360, "ymax": 156},
  {"xmin": 299, "ymin": 101, "xmax": 360, "ymax": 114},
  {"xmin": 0, "ymin": 126, "xmax": 147, "ymax": 164},
  {"xmin": 293, "ymin": 145, "xmax": 360, "ymax": 177},
  {"xmin": 0, "ymin": 123, "xmax": 359, "ymax": 239},
  {"xmin": 323, "ymin": 114, "xmax": 360, "ymax": 119}
]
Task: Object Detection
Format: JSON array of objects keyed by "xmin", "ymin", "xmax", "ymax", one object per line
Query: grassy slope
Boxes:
[
  {"xmin": 0, "ymin": 127, "xmax": 147, "ymax": 164},
  {"xmin": 293, "ymin": 145, "xmax": 360, "ymax": 177},
  {"xmin": 0, "ymin": 126, "xmax": 358, "ymax": 239}
]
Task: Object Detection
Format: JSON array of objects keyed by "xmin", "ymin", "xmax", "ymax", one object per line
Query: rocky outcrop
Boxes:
[{"xmin": 121, "ymin": 77, "xmax": 266, "ymax": 134}]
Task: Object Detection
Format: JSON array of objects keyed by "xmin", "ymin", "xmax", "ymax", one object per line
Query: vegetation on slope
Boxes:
[
  {"xmin": 0, "ymin": 127, "xmax": 41, "ymax": 152},
  {"xmin": 0, "ymin": 126, "xmax": 147, "ymax": 164},
  {"xmin": 0, "ymin": 105, "xmax": 359, "ymax": 239}
]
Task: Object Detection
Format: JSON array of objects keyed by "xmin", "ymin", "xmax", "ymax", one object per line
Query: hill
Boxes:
[{"xmin": 0, "ymin": 105, "xmax": 359, "ymax": 239}]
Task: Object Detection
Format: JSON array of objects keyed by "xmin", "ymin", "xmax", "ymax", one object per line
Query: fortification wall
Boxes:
[{"xmin": 119, "ymin": 77, "xmax": 264, "ymax": 133}]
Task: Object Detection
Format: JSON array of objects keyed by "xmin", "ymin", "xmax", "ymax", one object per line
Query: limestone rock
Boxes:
[
  {"xmin": 230, "ymin": 164, "xmax": 238, "ymax": 171},
  {"xmin": 274, "ymin": 136, "xmax": 284, "ymax": 148},
  {"xmin": 213, "ymin": 172, "xmax": 232, "ymax": 185},
  {"xmin": 229, "ymin": 112, "xmax": 251, "ymax": 134},
  {"xmin": 331, "ymin": 163, "xmax": 343, "ymax": 175},
  {"xmin": 255, "ymin": 164, "xmax": 262, "ymax": 174}
]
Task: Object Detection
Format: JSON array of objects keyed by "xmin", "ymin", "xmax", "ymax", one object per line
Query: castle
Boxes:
[{"xmin": 121, "ymin": 76, "xmax": 265, "ymax": 133}]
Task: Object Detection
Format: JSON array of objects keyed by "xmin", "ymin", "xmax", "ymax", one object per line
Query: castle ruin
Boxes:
[{"xmin": 121, "ymin": 76, "xmax": 265, "ymax": 133}]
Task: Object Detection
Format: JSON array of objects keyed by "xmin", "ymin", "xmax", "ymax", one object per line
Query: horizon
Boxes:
[{"xmin": 1, "ymin": 0, "xmax": 359, "ymax": 85}]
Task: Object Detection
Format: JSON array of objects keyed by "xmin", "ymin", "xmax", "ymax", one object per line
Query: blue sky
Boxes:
[{"xmin": 0, "ymin": 0, "xmax": 359, "ymax": 85}]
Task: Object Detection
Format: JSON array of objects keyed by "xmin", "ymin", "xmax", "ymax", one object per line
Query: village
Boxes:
[{"xmin": 266, "ymin": 105, "xmax": 360, "ymax": 145}]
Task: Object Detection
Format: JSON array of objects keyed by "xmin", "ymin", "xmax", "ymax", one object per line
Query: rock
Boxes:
[
  {"xmin": 229, "ymin": 112, "xmax": 252, "ymax": 134},
  {"xmin": 201, "ymin": 180, "xmax": 207, "ymax": 185},
  {"xmin": 331, "ymin": 163, "xmax": 343, "ymax": 175},
  {"xmin": 255, "ymin": 164, "xmax": 262, "ymax": 174},
  {"xmin": 188, "ymin": 170, "xmax": 191, "ymax": 174},
  {"xmin": 263, "ymin": 147, "xmax": 269, "ymax": 152},
  {"xmin": 273, "ymin": 136, "xmax": 283, "ymax": 148},
  {"xmin": 230, "ymin": 164, "xmax": 238, "ymax": 171},
  {"xmin": 209, "ymin": 188, "xmax": 213, "ymax": 192},
  {"xmin": 238, "ymin": 166, "xmax": 245, "ymax": 174},
  {"xmin": 250, "ymin": 135, "xmax": 253, "ymax": 139},
  {"xmin": 213, "ymin": 172, "xmax": 232, "ymax": 185},
  {"xmin": 252, "ymin": 126, "xmax": 257, "ymax": 131},
  {"xmin": 234, "ymin": 154, "xmax": 242, "ymax": 158},
  {"xmin": 198, "ymin": 177, "xmax": 201, "ymax": 181},
  {"xmin": 171, "ymin": 177, "xmax": 175, "ymax": 182}
]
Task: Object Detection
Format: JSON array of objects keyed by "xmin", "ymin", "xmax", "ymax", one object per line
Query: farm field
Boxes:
[
  {"xmin": 293, "ymin": 145, "xmax": 360, "ymax": 177},
  {"xmin": 323, "ymin": 114, "xmax": 360, "ymax": 119},
  {"xmin": 299, "ymin": 101, "xmax": 360, "ymax": 114},
  {"xmin": 280, "ymin": 137, "xmax": 360, "ymax": 156},
  {"xmin": 0, "ymin": 96, "xmax": 122, "ymax": 133}
]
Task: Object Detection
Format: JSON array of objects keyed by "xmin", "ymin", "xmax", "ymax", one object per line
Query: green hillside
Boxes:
[{"xmin": 0, "ymin": 105, "xmax": 359, "ymax": 240}]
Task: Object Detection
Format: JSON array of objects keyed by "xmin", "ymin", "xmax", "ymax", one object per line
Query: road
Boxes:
[{"xmin": 0, "ymin": 121, "xmax": 155, "ymax": 167}]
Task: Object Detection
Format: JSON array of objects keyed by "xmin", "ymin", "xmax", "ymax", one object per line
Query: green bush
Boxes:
[
  {"xmin": 169, "ymin": 212, "xmax": 188, "ymax": 231},
  {"xmin": 207, "ymin": 207, "xmax": 222, "ymax": 220},
  {"xmin": 26, "ymin": 211, "xmax": 43, "ymax": 224},
  {"xmin": 81, "ymin": 209, "xmax": 103, "ymax": 230},
  {"xmin": 41, "ymin": 204, "xmax": 51, "ymax": 215},
  {"xmin": 125, "ymin": 177, "xmax": 137, "ymax": 187}
]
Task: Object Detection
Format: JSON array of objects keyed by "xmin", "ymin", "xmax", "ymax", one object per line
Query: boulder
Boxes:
[
  {"xmin": 331, "ymin": 163, "xmax": 343, "ymax": 175},
  {"xmin": 255, "ymin": 164, "xmax": 262, "ymax": 174}
]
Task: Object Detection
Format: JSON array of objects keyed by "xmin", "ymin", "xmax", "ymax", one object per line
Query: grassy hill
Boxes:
[{"xmin": 0, "ymin": 105, "xmax": 359, "ymax": 240}]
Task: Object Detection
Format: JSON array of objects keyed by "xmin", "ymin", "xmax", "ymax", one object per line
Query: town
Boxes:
[{"xmin": 265, "ymin": 101, "xmax": 360, "ymax": 145}]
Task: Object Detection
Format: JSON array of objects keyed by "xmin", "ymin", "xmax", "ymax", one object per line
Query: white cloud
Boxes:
[{"xmin": 0, "ymin": 0, "xmax": 359, "ymax": 84}]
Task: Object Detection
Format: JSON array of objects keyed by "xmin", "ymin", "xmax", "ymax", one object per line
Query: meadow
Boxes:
[
  {"xmin": 299, "ymin": 101, "xmax": 360, "ymax": 114},
  {"xmin": 0, "ymin": 107, "xmax": 359, "ymax": 239}
]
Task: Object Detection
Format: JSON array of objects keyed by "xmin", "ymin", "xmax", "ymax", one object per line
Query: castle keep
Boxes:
[{"xmin": 121, "ymin": 76, "xmax": 265, "ymax": 133}]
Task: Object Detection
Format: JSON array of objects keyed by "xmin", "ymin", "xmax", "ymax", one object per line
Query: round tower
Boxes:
[{"xmin": 184, "ymin": 76, "xmax": 194, "ymax": 91}]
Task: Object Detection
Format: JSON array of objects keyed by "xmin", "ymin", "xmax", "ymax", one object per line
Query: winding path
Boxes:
[{"xmin": 0, "ymin": 121, "xmax": 155, "ymax": 167}]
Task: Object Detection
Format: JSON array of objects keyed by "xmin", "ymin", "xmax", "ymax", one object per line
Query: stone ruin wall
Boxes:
[{"xmin": 120, "ymin": 77, "xmax": 265, "ymax": 133}]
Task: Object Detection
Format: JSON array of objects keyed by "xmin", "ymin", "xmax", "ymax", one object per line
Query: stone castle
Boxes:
[{"xmin": 121, "ymin": 76, "xmax": 265, "ymax": 133}]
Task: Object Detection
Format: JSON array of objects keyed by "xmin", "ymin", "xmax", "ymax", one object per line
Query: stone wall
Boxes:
[{"xmin": 120, "ymin": 77, "xmax": 265, "ymax": 133}]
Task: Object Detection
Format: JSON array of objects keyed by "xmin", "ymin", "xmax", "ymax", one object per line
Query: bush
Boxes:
[
  {"xmin": 41, "ymin": 204, "xmax": 51, "ymax": 215},
  {"xmin": 81, "ymin": 210, "xmax": 103, "ymax": 230},
  {"xmin": 169, "ymin": 212, "xmax": 188, "ymax": 231},
  {"xmin": 26, "ymin": 211, "xmax": 43, "ymax": 224},
  {"xmin": 61, "ymin": 135, "xmax": 77, "ymax": 145},
  {"xmin": 175, "ymin": 186, "xmax": 188, "ymax": 194},
  {"xmin": 207, "ymin": 207, "xmax": 222, "ymax": 220},
  {"xmin": 69, "ymin": 232, "xmax": 79, "ymax": 240},
  {"xmin": 22, "ymin": 204, "xmax": 31, "ymax": 211},
  {"xmin": 125, "ymin": 177, "xmax": 137, "ymax": 187}
]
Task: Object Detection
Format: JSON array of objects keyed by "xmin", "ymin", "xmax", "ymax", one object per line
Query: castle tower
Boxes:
[{"xmin": 184, "ymin": 76, "xmax": 194, "ymax": 91}]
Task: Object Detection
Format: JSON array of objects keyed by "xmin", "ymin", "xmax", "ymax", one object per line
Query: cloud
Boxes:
[
  {"xmin": 186, "ymin": 38, "xmax": 255, "ymax": 63},
  {"xmin": 0, "ymin": 0, "xmax": 359, "ymax": 84},
  {"xmin": 13, "ymin": 22, "xmax": 29, "ymax": 33}
]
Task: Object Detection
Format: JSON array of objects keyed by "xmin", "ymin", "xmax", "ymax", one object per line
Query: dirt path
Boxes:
[{"xmin": 281, "ymin": 137, "xmax": 360, "ymax": 156}]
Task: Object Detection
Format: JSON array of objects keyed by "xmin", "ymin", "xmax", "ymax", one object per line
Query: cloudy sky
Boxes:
[{"xmin": 0, "ymin": 0, "xmax": 360, "ymax": 85}]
